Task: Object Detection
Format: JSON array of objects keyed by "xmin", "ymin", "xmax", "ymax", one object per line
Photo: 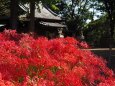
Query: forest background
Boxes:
[{"xmin": 0, "ymin": 0, "xmax": 115, "ymax": 47}]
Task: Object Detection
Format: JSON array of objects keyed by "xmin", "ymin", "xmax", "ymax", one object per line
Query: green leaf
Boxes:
[{"xmin": 51, "ymin": 4, "xmax": 59, "ymax": 11}]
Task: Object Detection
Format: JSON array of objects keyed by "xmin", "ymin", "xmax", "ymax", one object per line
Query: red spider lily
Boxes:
[{"xmin": 0, "ymin": 30, "xmax": 114, "ymax": 86}]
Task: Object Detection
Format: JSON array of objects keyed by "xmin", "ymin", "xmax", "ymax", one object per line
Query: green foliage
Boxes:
[
  {"xmin": 48, "ymin": 0, "xmax": 105, "ymax": 37},
  {"xmin": 84, "ymin": 15, "xmax": 114, "ymax": 47},
  {"xmin": 51, "ymin": 4, "xmax": 59, "ymax": 11}
]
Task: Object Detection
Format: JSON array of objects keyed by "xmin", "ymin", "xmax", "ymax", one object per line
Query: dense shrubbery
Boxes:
[{"xmin": 0, "ymin": 29, "xmax": 114, "ymax": 86}]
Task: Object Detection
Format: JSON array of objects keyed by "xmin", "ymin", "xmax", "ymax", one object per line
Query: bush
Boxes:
[{"xmin": 0, "ymin": 29, "xmax": 114, "ymax": 86}]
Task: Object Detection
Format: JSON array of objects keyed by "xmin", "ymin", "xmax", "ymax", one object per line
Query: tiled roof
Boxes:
[
  {"xmin": 39, "ymin": 21, "xmax": 66, "ymax": 28},
  {"xmin": 19, "ymin": 3, "xmax": 62, "ymax": 20}
]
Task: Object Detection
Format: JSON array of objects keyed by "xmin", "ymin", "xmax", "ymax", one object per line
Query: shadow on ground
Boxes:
[{"xmin": 85, "ymin": 48, "xmax": 115, "ymax": 71}]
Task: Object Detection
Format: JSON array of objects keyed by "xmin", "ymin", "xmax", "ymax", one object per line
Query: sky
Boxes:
[
  {"xmin": 86, "ymin": 8, "xmax": 104, "ymax": 23},
  {"xmin": 63, "ymin": 0, "xmax": 104, "ymax": 23}
]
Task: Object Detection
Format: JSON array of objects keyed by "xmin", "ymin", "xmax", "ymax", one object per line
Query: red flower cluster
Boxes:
[{"xmin": 0, "ymin": 29, "xmax": 114, "ymax": 86}]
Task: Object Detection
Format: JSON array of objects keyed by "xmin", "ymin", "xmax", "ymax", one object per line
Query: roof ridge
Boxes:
[{"xmin": 43, "ymin": 5, "xmax": 60, "ymax": 17}]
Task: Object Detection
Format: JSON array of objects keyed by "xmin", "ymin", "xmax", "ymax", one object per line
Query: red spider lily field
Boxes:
[{"xmin": 0, "ymin": 29, "xmax": 114, "ymax": 86}]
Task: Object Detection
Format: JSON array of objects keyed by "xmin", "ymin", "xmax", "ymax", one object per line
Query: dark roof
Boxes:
[
  {"xmin": 19, "ymin": 3, "xmax": 66, "ymax": 28},
  {"xmin": 39, "ymin": 21, "xmax": 66, "ymax": 28},
  {"xmin": 19, "ymin": 3, "xmax": 62, "ymax": 21}
]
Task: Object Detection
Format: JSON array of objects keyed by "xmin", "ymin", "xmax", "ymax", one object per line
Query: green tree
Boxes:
[
  {"xmin": 49, "ymin": 0, "xmax": 104, "ymax": 37},
  {"xmin": 97, "ymin": 0, "xmax": 115, "ymax": 61},
  {"xmin": 96, "ymin": 0, "xmax": 115, "ymax": 40}
]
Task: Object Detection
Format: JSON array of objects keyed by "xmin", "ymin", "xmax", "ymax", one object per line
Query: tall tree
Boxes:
[
  {"xmin": 50, "ymin": 0, "xmax": 97, "ymax": 37},
  {"xmin": 29, "ymin": 1, "xmax": 35, "ymax": 32},
  {"xmin": 10, "ymin": 0, "xmax": 18, "ymax": 29},
  {"xmin": 102, "ymin": 0, "xmax": 115, "ymax": 63},
  {"xmin": 96, "ymin": 0, "xmax": 115, "ymax": 39}
]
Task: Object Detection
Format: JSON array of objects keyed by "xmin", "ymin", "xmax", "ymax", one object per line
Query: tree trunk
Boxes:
[
  {"xmin": 104, "ymin": 0, "xmax": 114, "ymax": 67},
  {"xmin": 104, "ymin": 0, "xmax": 114, "ymax": 39},
  {"xmin": 10, "ymin": 0, "xmax": 18, "ymax": 30},
  {"xmin": 29, "ymin": 1, "xmax": 35, "ymax": 33}
]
